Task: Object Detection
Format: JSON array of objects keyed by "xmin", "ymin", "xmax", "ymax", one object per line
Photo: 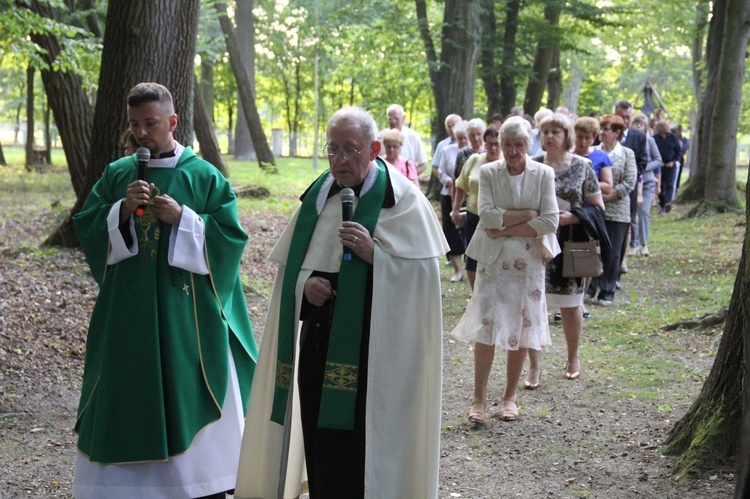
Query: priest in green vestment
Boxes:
[
  {"xmin": 72, "ymin": 83, "xmax": 257, "ymax": 499},
  {"xmin": 235, "ymin": 107, "xmax": 447, "ymax": 498}
]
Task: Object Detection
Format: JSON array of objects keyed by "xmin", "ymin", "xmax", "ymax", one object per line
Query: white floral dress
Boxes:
[{"xmin": 452, "ymin": 173, "xmax": 551, "ymax": 350}]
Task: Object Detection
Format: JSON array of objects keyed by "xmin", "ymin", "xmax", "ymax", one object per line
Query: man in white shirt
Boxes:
[
  {"xmin": 431, "ymin": 113, "xmax": 462, "ymax": 179},
  {"xmin": 378, "ymin": 103, "xmax": 428, "ymax": 174}
]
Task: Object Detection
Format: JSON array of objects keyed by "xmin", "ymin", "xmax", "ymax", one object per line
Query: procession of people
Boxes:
[{"xmin": 70, "ymin": 81, "xmax": 688, "ymax": 498}]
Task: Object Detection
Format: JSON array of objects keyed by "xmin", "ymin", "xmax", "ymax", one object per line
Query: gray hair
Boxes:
[
  {"xmin": 386, "ymin": 103, "xmax": 404, "ymax": 118},
  {"xmin": 453, "ymin": 120, "xmax": 470, "ymax": 137},
  {"xmin": 466, "ymin": 118, "xmax": 486, "ymax": 135},
  {"xmin": 631, "ymin": 113, "xmax": 649, "ymax": 127},
  {"xmin": 533, "ymin": 108, "xmax": 553, "ymax": 126},
  {"xmin": 499, "ymin": 116, "xmax": 532, "ymax": 149},
  {"xmin": 327, "ymin": 107, "xmax": 378, "ymax": 143}
]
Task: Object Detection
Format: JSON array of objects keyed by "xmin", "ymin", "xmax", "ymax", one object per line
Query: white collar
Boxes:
[
  {"xmin": 148, "ymin": 142, "xmax": 185, "ymax": 169},
  {"xmin": 315, "ymin": 160, "xmax": 379, "ymax": 214}
]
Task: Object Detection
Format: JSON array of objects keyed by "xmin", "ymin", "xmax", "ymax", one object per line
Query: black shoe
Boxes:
[
  {"xmin": 582, "ymin": 311, "xmax": 592, "ymax": 319},
  {"xmin": 554, "ymin": 312, "xmax": 562, "ymax": 321}
]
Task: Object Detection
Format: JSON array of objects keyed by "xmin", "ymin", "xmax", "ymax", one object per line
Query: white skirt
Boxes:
[
  {"xmin": 452, "ymin": 238, "xmax": 551, "ymax": 350},
  {"xmin": 72, "ymin": 355, "xmax": 244, "ymax": 499}
]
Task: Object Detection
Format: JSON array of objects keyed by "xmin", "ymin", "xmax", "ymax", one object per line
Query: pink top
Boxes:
[{"xmin": 390, "ymin": 156, "xmax": 418, "ymax": 182}]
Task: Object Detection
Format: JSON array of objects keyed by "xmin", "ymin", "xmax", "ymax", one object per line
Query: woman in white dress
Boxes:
[{"xmin": 452, "ymin": 117, "xmax": 559, "ymax": 423}]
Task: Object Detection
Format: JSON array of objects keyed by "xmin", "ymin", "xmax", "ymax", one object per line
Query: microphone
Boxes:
[
  {"xmin": 135, "ymin": 147, "xmax": 150, "ymax": 217},
  {"xmin": 340, "ymin": 188, "xmax": 355, "ymax": 261}
]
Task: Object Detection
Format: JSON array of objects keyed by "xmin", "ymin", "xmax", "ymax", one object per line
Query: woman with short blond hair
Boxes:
[{"xmin": 382, "ymin": 129, "xmax": 419, "ymax": 186}]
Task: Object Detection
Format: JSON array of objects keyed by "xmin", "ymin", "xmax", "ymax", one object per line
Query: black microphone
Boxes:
[
  {"xmin": 135, "ymin": 147, "xmax": 150, "ymax": 217},
  {"xmin": 340, "ymin": 188, "xmax": 355, "ymax": 261}
]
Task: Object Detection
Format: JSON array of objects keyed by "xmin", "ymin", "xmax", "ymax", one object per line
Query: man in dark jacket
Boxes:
[
  {"xmin": 613, "ymin": 100, "xmax": 648, "ymax": 266},
  {"xmin": 654, "ymin": 120, "xmax": 682, "ymax": 213}
]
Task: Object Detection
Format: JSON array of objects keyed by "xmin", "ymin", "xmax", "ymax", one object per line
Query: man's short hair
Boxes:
[
  {"xmin": 127, "ymin": 82, "xmax": 175, "ymax": 115},
  {"xmin": 386, "ymin": 104, "xmax": 404, "ymax": 118},
  {"xmin": 327, "ymin": 107, "xmax": 378, "ymax": 143},
  {"xmin": 614, "ymin": 100, "xmax": 632, "ymax": 112},
  {"xmin": 445, "ymin": 113, "xmax": 462, "ymax": 126}
]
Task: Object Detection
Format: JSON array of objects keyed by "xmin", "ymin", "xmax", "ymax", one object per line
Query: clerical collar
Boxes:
[
  {"xmin": 148, "ymin": 142, "xmax": 184, "ymax": 169},
  {"xmin": 328, "ymin": 181, "xmax": 364, "ymax": 199},
  {"xmin": 301, "ymin": 159, "xmax": 395, "ymax": 213}
]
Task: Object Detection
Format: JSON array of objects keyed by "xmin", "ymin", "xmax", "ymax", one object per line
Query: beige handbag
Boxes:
[{"xmin": 562, "ymin": 227, "xmax": 603, "ymax": 278}]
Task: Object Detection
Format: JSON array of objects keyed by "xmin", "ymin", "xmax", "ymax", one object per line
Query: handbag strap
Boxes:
[{"xmin": 569, "ymin": 224, "xmax": 595, "ymax": 243}]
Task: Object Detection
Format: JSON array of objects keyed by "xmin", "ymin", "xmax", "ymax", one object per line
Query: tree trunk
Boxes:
[
  {"xmin": 233, "ymin": 0, "xmax": 256, "ymax": 161},
  {"xmin": 662, "ymin": 182, "xmax": 749, "ymax": 479},
  {"xmin": 499, "ymin": 0, "xmax": 521, "ymax": 116},
  {"xmin": 698, "ymin": 0, "xmax": 749, "ymax": 212},
  {"xmin": 200, "ymin": 59, "xmax": 215, "ymax": 126},
  {"xmin": 44, "ymin": 98, "xmax": 51, "ymax": 164},
  {"xmin": 194, "ymin": 75, "xmax": 228, "ymax": 177},
  {"xmin": 480, "ymin": 0, "xmax": 502, "ymax": 122},
  {"xmin": 216, "ymin": 1, "xmax": 276, "ymax": 170},
  {"xmin": 23, "ymin": 0, "xmax": 93, "ymax": 195},
  {"xmin": 546, "ymin": 49, "xmax": 561, "ymax": 111},
  {"xmin": 42, "ymin": 0, "xmax": 202, "ymax": 248},
  {"xmin": 737, "ymin": 182, "xmax": 750, "ymax": 498},
  {"xmin": 692, "ymin": 0, "xmax": 710, "ymax": 109},
  {"xmin": 416, "ymin": 0, "xmax": 482, "ymax": 144},
  {"xmin": 523, "ymin": 1, "xmax": 561, "ymax": 114},
  {"xmin": 25, "ymin": 65, "xmax": 35, "ymax": 170},
  {"xmin": 0, "ymin": 142, "xmax": 6, "ymax": 166},
  {"xmin": 563, "ymin": 66, "xmax": 584, "ymax": 116},
  {"xmin": 678, "ymin": 0, "xmax": 724, "ymax": 203}
]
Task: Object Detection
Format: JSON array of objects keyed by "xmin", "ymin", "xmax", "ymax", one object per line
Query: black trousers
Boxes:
[
  {"xmin": 598, "ymin": 221, "xmax": 629, "ymax": 301},
  {"xmin": 297, "ymin": 272, "xmax": 371, "ymax": 499}
]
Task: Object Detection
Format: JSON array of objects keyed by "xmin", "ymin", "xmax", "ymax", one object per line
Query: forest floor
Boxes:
[{"xmin": 0, "ymin": 170, "xmax": 743, "ymax": 498}]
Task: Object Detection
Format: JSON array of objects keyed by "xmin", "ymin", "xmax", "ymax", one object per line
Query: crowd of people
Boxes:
[
  {"xmin": 418, "ymin": 100, "xmax": 688, "ymax": 425},
  {"xmin": 71, "ymin": 83, "xmax": 689, "ymax": 498}
]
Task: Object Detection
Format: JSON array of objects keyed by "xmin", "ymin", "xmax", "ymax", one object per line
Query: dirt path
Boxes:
[{"xmin": 0, "ymin": 206, "xmax": 735, "ymax": 498}]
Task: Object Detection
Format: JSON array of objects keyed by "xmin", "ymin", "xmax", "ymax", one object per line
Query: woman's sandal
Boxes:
[
  {"xmin": 499, "ymin": 398, "xmax": 518, "ymax": 421},
  {"xmin": 468, "ymin": 402, "xmax": 487, "ymax": 424},
  {"xmin": 564, "ymin": 362, "xmax": 581, "ymax": 380},
  {"xmin": 523, "ymin": 369, "xmax": 542, "ymax": 390}
]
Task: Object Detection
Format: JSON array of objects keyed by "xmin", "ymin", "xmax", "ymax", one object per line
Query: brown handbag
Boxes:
[{"xmin": 562, "ymin": 227, "xmax": 603, "ymax": 278}]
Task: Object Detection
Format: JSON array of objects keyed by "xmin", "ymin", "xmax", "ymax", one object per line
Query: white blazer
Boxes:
[{"xmin": 466, "ymin": 156, "xmax": 560, "ymax": 265}]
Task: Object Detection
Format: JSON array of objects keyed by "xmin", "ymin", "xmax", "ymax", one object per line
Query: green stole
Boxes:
[{"xmin": 271, "ymin": 161, "xmax": 387, "ymax": 430}]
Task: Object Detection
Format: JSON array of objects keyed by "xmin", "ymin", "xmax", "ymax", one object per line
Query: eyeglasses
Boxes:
[{"xmin": 323, "ymin": 143, "xmax": 367, "ymax": 160}]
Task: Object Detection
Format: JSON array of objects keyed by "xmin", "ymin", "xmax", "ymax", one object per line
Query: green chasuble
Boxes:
[{"xmin": 73, "ymin": 147, "xmax": 257, "ymax": 464}]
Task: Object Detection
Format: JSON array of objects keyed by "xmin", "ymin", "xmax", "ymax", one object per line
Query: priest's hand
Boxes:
[
  {"xmin": 339, "ymin": 221, "xmax": 374, "ymax": 265},
  {"xmin": 304, "ymin": 276, "xmax": 336, "ymax": 307},
  {"xmin": 152, "ymin": 193, "xmax": 183, "ymax": 225},
  {"xmin": 121, "ymin": 180, "xmax": 151, "ymax": 222}
]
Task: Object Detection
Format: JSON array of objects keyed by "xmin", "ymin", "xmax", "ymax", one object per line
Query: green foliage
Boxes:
[{"xmin": 0, "ymin": 0, "xmax": 748, "ymax": 153}]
